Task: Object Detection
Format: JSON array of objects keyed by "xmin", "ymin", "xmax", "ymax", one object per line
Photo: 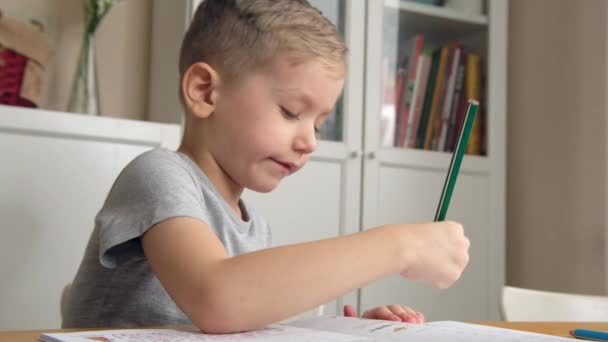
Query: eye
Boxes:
[{"xmin": 280, "ymin": 106, "xmax": 300, "ymax": 120}]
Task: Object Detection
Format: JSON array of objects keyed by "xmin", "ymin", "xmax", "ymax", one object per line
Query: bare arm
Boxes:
[{"xmin": 142, "ymin": 217, "xmax": 468, "ymax": 333}]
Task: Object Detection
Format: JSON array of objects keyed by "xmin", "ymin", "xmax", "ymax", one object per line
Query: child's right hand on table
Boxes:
[
  {"xmin": 387, "ymin": 220, "xmax": 470, "ymax": 289},
  {"xmin": 343, "ymin": 304, "xmax": 425, "ymax": 323}
]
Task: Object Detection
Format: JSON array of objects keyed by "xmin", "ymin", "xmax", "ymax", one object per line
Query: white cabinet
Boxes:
[
  {"xmin": 0, "ymin": 106, "xmax": 181, "ymax": 329},
  {"xmin": 359, "ymin": 0, "xmax": 507, "ymax": 321},
  {"xmin": 149, "ymin": 0, "xmax": 507, "ymax": 320}
]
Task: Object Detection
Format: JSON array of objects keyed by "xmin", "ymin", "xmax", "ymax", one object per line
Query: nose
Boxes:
[{"xmin": 293, "ymin": 124, "xmax": 317, "ymax": 154}]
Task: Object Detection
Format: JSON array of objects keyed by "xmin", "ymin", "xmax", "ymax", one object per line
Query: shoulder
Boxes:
[
  {"xmin": 113, "ymin": 148, "xmax": 200, "ymax": 193},
  {"xmin": 99, "ymin": 148, "xmax": 206, "ymax": 221},
  {"xmin": 95, "ymin": 149, "xmax": 211, "ymax": 266},
  {"xmin": 123, "ymin": 148, "xmax": 193, "ymax": 178}
]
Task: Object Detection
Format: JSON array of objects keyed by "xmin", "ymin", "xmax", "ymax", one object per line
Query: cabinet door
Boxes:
[
  {"xmin": 360, "ymin": 0, "xmax": 503, "ymax": 321},
  {"xmin": 242, "ymin": 0, "xmax": 366, "ymax": 318},
  {"xmin": 361, "ymin": 164, "xmax": 493, "ymax": 321},
  {"xmin": 0, "ymin": 107, "xmax": 181, "ymax": 330}
]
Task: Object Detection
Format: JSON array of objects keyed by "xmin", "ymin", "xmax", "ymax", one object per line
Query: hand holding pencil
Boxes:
[
  {"xmin": 394, "ymin": 221, "xmax": 471, "ymax": 289},
  {"xmin": 393, "ymin": 99, "xmax": 477, "ymax": 289}
]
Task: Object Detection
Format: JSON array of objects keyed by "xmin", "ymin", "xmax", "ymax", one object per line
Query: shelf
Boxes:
[
  {"xmin": 378, "ymin": 147, "xmax": 490, "ymax": 174},
  {"xmin": 386, "ymin": 0, "xmax": 487, "ymax": 36},
  {"xmin": 0, "ymin": 105, "xmax": 181, "ymax": 148}
]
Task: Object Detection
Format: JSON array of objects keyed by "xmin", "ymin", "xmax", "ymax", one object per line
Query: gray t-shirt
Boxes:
[{"xmin": 62, "ymin": 148, "xmax": 271, "ymax": 328}]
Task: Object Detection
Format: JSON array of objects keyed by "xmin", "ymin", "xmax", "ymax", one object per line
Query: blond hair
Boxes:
[{"xmin": 178, "ymin": 0, "xmax": 347, "ymax": 84}]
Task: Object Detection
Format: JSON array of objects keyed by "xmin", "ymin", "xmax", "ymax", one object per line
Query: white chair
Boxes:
[{"xmin": 501, "ymin": 286, "xmax": 608, "ymax": 321}]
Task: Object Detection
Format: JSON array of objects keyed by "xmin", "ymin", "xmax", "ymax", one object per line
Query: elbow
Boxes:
[
  {"xmin": 190, "ymin": 308, "xmax": 263, "ymax": 334},
  {"xmin": 192, "ymin": 317, "xmax": 239, "ymax": 334},
  {"xmin": 187, "ymin": 289, "xmax": 264, "ymax": 334}
]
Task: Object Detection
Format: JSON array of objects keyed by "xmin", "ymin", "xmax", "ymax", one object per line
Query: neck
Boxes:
[{"xmin": 177, "ymin": 140, "xmax": 244, "ymax": 219}]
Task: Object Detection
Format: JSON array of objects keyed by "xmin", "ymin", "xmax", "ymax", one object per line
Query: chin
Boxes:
[{"xmin": 248, "ymin": 179, "xmax": 281, "ymax": 193}]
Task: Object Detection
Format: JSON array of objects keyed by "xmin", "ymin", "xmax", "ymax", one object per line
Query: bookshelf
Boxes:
[{"xmin": 360, "ymin": 0, "xmax": 506, "ymax": 321}]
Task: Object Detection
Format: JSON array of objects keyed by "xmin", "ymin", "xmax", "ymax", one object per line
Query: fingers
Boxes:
[
  {"xmin": 440, "ymin": 222, "xmax": 470, "ymax": 289},
  {"xmin": 361, "ymin": 305, "xmax": 425, "ymax": 324},
  {"xmin": 386, "ymin": 304, "xmax": 424, "ymax": 324},
  {"xmin": 417, "ymin": 311, "xmax": 425, "ymax": 323},
  {"xmin": 362, "ymin": 306, "xmax": 401, "ymax": 321},
  {"xmin": 343, "ymin": 304, "xmax": 358, "ymax": 317},
  {"xmin": 402, "ymin": 221, "xmax": 470, "ymax": 289}
]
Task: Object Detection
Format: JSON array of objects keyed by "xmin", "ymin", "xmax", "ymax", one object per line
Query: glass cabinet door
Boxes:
[
  {"xmin": 361, "ymin": 0, "xmax": 505, "ymax": 322},
  {"xmin": 309, "ymin": 0, "xmax": 346, "ymax": 142},
  {"xmin": 377, "ymin": 0, "xmax": 488, "ymax": 155}
]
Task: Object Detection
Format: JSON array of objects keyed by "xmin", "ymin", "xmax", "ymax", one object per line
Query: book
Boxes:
[
  {"xmin": 436, "ymin": 44, "xmax": 462, "ymax": 151},
  {"xmin": 465, "ymin": 53, "xmax": 482, "ymax": 154},
  {"xmin": 430, "ymin": 44, "xmax": 455, "ymax": 151},
  {"xmin": 395, "ymin": 34, "xmax": 424, "ymax": 147},
  {"xmin": 423, "ymin": 46, "xmax": 450, "ymax": 149},
  {"xmin": 380, "ymin": 57, "xmax": 397, "ymax": 147},
  {"xmin": 415, "ymin": 48, "xmax": 441, "ymax": 148},
  {"xmin": 443, "ymin": 49, "xmax": 467, "ymax": 152},
  {"xmin": 393, "ymin": 55, "xmax": 408, "ymax": 147},
  {"xmin": 405, "ymin": 52, "xmax": 431, "ymax": 148},
  {"xmin": 39, "ymin": 316, "xmax": 577, "ymax": 342}
]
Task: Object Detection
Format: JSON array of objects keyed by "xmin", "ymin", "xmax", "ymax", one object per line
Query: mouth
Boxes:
[{"xmin": 270, "ymin": 158, "xmax": 298, "ymax": 174}]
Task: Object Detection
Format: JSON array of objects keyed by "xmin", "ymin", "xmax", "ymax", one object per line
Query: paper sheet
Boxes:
[{"xmin": 289, "ymin": 316, "xmax": 576, "ymax": 342}]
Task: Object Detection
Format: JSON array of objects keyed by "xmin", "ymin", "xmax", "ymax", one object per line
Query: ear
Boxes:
[{"xmin": 182, "ymin": 62, "xmax": 220, "ymax": 119}]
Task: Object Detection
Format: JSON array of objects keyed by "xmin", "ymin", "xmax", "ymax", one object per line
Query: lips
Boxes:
[{"xmin": 271, "ymin": 158, "xmax": 298, "ymax": 174}]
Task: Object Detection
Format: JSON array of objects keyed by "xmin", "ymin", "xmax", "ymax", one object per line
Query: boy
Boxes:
[{"xmin": 63, "ymin": 0, "xmax": 469, "ymax": 333}]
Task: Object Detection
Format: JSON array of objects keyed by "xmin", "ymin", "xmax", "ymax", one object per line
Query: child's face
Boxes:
[{"xmin": 208, "ymin": 56, "xmax": 345, "ymax": 193}]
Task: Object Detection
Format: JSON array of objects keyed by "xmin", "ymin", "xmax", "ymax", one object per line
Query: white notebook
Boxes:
[{"xmin": 40, "ymin": 316, "xmax": 575, "ymax": 342}]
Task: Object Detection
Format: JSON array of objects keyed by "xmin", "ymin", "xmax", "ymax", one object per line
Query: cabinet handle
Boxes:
[
  {"xmin": 366, "ymin": 151, "xmax": 376, "ymax": 159},
  {"xmin": 349, "ymin": 150, "xmax": 360, "ymax": 159}
]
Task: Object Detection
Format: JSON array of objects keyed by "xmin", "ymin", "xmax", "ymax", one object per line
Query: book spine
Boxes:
[
  {"xmin": 396, "ymin": 34, "xmax": 424, "ymax": 147},
  {"xmin": 444, "ymin": 50, "xmax": 466, "ymax": 152},
  {"xmin": 424, "ymin": 46, "xmax": 449, "ymax": 150},
  {"xmin": 406, "ymin": 53, "xmax": 431, "ymax": 148},
  {"xmin": 465, "ymin": 53, "xmax": 482, "ymax": 154},
  {"xmin": 393, "ymin": 55, "xmax": 408, "ymax": 147},
  {"xmin": 416, "ymin": 49, "xmax": 441, "ymax": 148},
  {"xmin": 437, "ymin": 45, "xmax": 461, "ymax": 151},
  {"xmin": 381, "ymin": 57, "xmax": 396, "ymax": 147}
]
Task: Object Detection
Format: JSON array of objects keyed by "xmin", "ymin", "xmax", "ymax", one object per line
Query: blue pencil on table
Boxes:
[{"xmin": 570, "ymin": 328, "xmax": 608, "ymax": 341}]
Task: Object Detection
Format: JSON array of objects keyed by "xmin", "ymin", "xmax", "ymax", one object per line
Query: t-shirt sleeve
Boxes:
[{"xmin": 95, "ymin": 152, "xmax": 208, "ymax": 268}]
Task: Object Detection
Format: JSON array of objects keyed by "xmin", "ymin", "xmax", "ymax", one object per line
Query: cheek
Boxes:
[{"xmin": 241, "ymin": 125, "xmax": 286, "ymax": 155}]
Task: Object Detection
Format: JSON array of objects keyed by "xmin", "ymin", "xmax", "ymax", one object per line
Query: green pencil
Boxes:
[{"xmin": 434, "ymin": 99, "xmax": 479, "ymax": 221}]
